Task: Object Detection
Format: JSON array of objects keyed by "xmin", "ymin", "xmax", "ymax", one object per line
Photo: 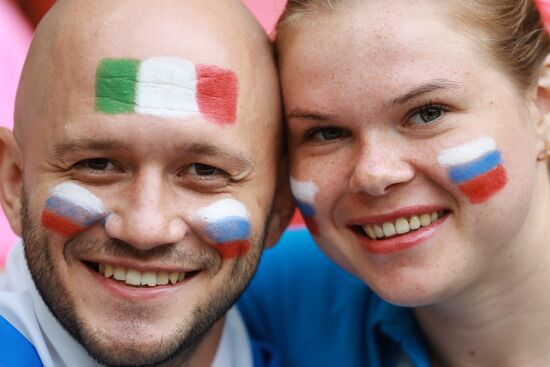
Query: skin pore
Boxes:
[
  {"xmin": 0, "ymin": 0, "xmax": 293, "ymax": 366},
  {"xmin": 280, "ymin": 1, "xmax": 550, "ymax": 366}
]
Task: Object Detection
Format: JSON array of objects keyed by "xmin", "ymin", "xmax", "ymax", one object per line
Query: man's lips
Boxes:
[{"xmin": 82, "ymin": 259, "xmax": 200, "ymax": 288}]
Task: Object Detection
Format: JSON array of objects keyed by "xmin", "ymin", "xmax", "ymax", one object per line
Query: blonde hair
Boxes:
[{"xmin": 276, "ymin": 0, "xmax": 550, "ymax": 91}]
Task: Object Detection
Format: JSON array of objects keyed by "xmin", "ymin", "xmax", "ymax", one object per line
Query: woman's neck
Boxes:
[{"xmin": 414, "ymin": 168, "xmax": 550, "ymax": 367}]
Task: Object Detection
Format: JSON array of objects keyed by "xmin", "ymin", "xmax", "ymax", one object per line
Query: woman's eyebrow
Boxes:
[
  {"xmin": 386, "ymin": 79, "xmax": 460, "ymax": 107},
  {"xmin": 286, "ymin": 109, "xmax": 336, "ymax": 122}
]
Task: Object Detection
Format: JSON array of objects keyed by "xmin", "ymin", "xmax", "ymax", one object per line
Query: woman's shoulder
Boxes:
[
  {"xmin": 238, "ymin": 228, "xmax": 374, "ymax": 367},
  {"xmin": 244, "ymin": 227, "xmax": 368, "ymax": 301}
]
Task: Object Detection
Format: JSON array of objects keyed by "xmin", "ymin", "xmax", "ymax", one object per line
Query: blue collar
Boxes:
[{"xmin": 367, "ymin": 294, "xmax": 431, "ymax": 367}]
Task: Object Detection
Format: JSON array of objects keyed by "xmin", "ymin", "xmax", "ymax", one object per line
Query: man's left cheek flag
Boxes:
[
  {"xmin": 195, "ymin": 198, "xmax": 251, "ymax": 259},
  {"xmin": 42, "ymin": 182, "xmax": 106, "ymax": 237},
  {"xmin": 95, "ymin": 57, "xmax": 238, "ymax": 125}
]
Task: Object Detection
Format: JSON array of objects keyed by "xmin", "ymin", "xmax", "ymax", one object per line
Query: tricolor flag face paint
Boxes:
[
  {"xmin": 42, "ymin": 182, "xmax": 106, "ymax": 237},
  {"xmin": 290, "ymin": 177, "xmax": 320, "ymax": 235},
  {"xmin": 438, "ymin": 137, "xmax": 508, "ymax": 204},
  {"xmin": 95, "ymin": 57, "xmax": 238, "ymax": 125},
  {"xmin": 196, "ymin": 199, "xmax": 251, "ymax": 259}
]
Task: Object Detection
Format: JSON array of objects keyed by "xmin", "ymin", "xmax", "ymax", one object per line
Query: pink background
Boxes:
[{"xmin": 0, "ymin": 0, "xmax": 287, "ymax": 264}]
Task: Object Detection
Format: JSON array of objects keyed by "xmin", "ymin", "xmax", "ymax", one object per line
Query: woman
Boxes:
[{"xmin": 240, "ymin": 1, "xmax": 550, "ymax": 366}]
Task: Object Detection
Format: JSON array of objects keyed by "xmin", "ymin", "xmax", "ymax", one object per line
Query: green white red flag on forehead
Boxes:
[{"xmin": 95, "ymin": 57, "xmax": 238, "ymax": 125}]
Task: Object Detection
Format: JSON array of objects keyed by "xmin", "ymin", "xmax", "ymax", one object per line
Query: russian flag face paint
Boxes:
[
  {"xmin": 42, "ymin": 182, "xmax": 106, "ymax": 237},
  {"xmin": 95, "ymin": 57, "xmax": 238, "ymax": 125},
  {"xmin": 438, "ymin": 137, "xmax": 508, "ymax": 204},
  {"xmin": 290, "ymin": 177, "xmax": 320, "ymax": 235},
  {"xmin": 196, "ymin": 198, "xmax": 251, "ymax": 259}
]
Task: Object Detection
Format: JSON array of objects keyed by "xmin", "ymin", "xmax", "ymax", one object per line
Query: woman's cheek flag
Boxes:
[
  {"xmin": 95, "ymin": 57, "xmax": 238, "ymax": 125},
  {"xmin": 195, "ymin": 198, "xmax": 251, "ymax": 259},
  {"xmin": 438, "ymin": 137, "xmax": 508, "ymax": 204},
  {"xmin": 42, "ymin": 182, "xmax": 106, "ymax": 237},
  {"xmin": 290, "ymin": 177, "xmax": 320, "ymax": 235}
]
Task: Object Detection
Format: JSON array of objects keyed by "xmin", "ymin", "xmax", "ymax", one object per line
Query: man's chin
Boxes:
[{"xmin": 81, "ymin": 332, "xmax": 192, "ymax": 367}]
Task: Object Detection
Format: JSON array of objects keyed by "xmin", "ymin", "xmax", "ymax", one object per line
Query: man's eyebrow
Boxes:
[
  {"xmin": 386, "ymin": 79, "xmax": 460, "ymax": 107},
  {"xmin": 52, "ymin": 139, "xmax": 253, "ymax": 168},
  {"xmin": 184, "ymin": 143, "xmax": 253, "ymax": 169},
  {"xmin": 53, "ymin": 140, "xmax": 130, "ymax": 157}
]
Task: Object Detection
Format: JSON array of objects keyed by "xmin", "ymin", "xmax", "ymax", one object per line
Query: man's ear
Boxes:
[
  {"xmin": 264, "ymin": 153, "xmax": 295, "ymax": 249},
  {"xmin": 0, "ymin": 128, "xmax": 23, "ymax": 236}
]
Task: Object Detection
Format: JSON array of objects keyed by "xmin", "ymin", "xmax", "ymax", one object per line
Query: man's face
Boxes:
[{"xmin": 19, "ymin": 53, "xmax": 280, "ymax": 365}]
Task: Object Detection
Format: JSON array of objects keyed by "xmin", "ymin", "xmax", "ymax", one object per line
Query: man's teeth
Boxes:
[
  {"xmin": 363, "ymin": 211, "xmax": 444, "ymax": 240},
  {"xmin": 98, "ymin": 264, "xmax": 186, "ymax": 287}
]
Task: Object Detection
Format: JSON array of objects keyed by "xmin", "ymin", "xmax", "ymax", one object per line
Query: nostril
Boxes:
[{"xmin": 103, "ymin": 212, "xmax": 188, "ymax": 249}]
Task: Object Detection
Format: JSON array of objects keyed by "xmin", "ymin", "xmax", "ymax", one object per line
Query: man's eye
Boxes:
[
  {"xmin": 75, "ymin": 158, "xmax": 115, "ymax": 171},
  {"xmin": 188, "ymin": 163, "xmax": 226, "ymax": 177},
  {"xmin": 408, "ymin": 105, "xmax": 446, "ymax": 125}
]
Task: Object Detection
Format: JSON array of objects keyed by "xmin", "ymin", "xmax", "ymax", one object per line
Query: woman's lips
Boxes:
[{"xmin": 349, "ymin": 208, "xmax": 449, "ymax": 255}]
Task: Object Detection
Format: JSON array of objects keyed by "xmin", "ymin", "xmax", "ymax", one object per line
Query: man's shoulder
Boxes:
[
  {"xmin": 0, "ymin": 313, "xmax": 43, "ymax": 366},
  {"xmin": 0, "ymin": 241, "xmax": 46, "ymax": 366}
]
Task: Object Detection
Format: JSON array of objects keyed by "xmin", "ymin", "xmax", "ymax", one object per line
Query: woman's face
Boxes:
[{"xmin": 282, "ymin": 0, "xmax": 547, "ymax": 306}]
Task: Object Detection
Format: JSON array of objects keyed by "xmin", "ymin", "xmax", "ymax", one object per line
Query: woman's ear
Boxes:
[
  {"xmin": 0, "ymin": 128, "xmax": 23, "ymax": 236},
  {"xmin": 264, "ymin": 153, "xmax": 295, "ymax": 249},
  {"xmin": 535, "ymin": 55, "xmax": 550, "ymax": 157}
]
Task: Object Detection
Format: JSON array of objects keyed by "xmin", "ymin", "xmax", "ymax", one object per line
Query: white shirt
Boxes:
[{"xmin": 0, "ymin": 241, "xmax": 253, "ymax": 367}]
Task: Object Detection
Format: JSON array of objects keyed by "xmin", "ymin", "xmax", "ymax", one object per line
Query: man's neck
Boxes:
[
  {"xmin": 187, "ymin": 317, "xmax": 225, "ymax": 367},
  {"xmin": 159, "ymin": 316, "xmax": 225, "ymax": 367}
]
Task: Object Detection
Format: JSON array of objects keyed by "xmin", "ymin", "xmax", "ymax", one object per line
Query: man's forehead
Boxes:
[{"xmin": 15, "ymin": 0, "xmax": 280, "ymax": 155}]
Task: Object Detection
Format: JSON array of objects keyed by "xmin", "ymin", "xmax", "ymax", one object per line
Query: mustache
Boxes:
[{"xmin": 64, "ymin": 235, "xmax": 220, "ymax": 269}]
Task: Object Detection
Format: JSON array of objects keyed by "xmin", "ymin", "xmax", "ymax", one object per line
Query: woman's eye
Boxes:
[
  {"xmin": 306, "ymin": 127, "xmax": 349, "ymax": 141},
  {"xmin": 408, "ymin": 105, "xmax": 446, "ymax": 125},
  {"xmin": 75, "ymin": 158, "xmax": 115, "ymax": 171}
]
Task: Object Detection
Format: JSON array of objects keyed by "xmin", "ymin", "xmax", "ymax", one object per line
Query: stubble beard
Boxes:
[{"xmin": 20, "ymin": 192, "xmax": 268, "ymax": 366}]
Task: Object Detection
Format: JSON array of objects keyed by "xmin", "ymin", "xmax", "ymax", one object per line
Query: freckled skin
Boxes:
[{"xmin": 281, "ymin": 1, "xmax": 550, "ymax": 364}]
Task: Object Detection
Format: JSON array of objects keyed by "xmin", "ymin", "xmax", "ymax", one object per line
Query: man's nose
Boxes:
[
  {"xmin": 104, "ymin": 177, "xmax": 188, "ymax": 250},
  {"xmin": 348, "ymin": 139, "xmax": 415, "ymax": 197}
]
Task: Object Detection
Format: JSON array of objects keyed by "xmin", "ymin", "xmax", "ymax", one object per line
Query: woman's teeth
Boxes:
[
  {"xmin": 98, "ymin": 264, "xmax": 186, "ymax": 287},
  {"xmin": 363, "ymin": 211, "xmax": 444, "ymax": 240}
]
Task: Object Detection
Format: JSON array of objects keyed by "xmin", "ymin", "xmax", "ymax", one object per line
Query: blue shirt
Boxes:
[
  {"xmin": 239, "ymin": 228, "xmax": 431, "ymax": 367},
  {"xmin": 0, "ymin": 316, "xmax": 279, "ymax": 367}
]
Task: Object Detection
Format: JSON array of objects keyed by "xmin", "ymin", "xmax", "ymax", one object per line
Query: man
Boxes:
[{"xmin": 0, "ymin": 0, "xmax": 293, "ymax": 366}]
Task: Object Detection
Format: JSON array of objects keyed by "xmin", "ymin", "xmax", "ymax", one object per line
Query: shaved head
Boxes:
[
  {"xmin": 0, "ymin": 1, "xmax": 290, "ymax": 366},
  {"xmin": 15, "ymin": 0, "xmax": 279, "ymax": 152}
]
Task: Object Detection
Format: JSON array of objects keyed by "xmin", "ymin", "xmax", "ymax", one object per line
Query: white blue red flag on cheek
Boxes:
[
  {"xmin": 290, "ymin": 177, "xmax": 320, "ymax": 235},
  {"xmin": 438, "ymin": 137, "xmax": 508, "ymax": 204},
  {"xmin": 42, "ymin": 182, "xmax": 106, "ymax": 237},
  {"xmin": 196, "ymin": 199, "xmax": 251, "ymax": 259}
]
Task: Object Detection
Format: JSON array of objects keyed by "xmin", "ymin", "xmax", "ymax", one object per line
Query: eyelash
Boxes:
[
  {"xmin": 70, "ymin": 159, "xmax": 235, "ymax": 192},
  {"xmin": 303, "ymin": 126, "xmax": 350, "ymax": 142},
  {"xmin": 186, "ymin": 163, "xmax": 230, "ymax": 179},
  {"xmin": 405, "ymin": 102, "xmax": 449, "ymax": 126},
  {"xmin": 73, "ymin": 158, "xmax": 118, "ymax": 173}
]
